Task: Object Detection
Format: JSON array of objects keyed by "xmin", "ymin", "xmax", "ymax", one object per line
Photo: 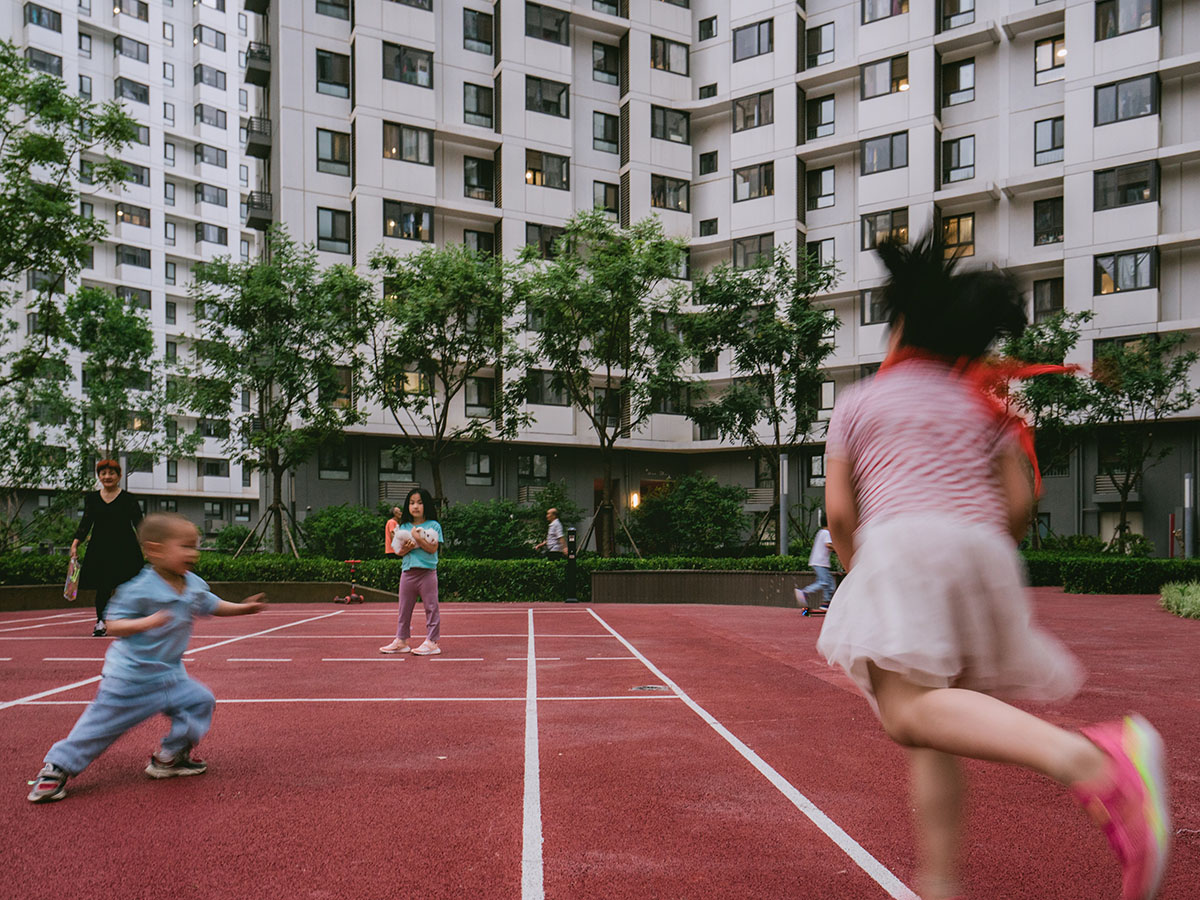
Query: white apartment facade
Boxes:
[{"xmin": 4, "ymin": 0, "xmax": 263, "ymax": 535}]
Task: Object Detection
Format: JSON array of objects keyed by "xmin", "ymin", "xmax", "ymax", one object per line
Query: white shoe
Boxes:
[
  {"xmin": 379, "ymin": 640, "xmax": 411, "ymax": 654},
  {"xmin": 412, "ymin": 641, "xmax": 441, "ymax": 656}
]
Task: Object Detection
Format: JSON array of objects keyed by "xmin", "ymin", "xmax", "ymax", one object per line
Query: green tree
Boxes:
[
  {"xmin": 626, "ymin": 474, "xmax": 750, "ymax": 556},
  {"xmin": 300, "ymin": 504, "xmax": 384, "ymax": 560},
  {"xmin": 364, "ymin": 243, "xmax": 531, "ymax": 505},
  {"xmin": 684, "ymin": 246, "xmax": 839, "ymax": 543},
  {"xmin": 1088, "ymin": 332, "xmax": 1198, "ymax": 554},
  {"xmin": 188, "ymin": 227, "xmax": 374, "ymax": 554},
  {"xmin": 512, "ymin": 211, "xmax": 690, "ymax": 556},
  {"xmin": 998, "ymin": 310, "xmax": 1097, "ymax": 549}
]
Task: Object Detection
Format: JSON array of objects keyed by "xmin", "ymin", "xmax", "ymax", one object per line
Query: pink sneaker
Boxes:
[{"xmin": 1073, "ymin": 715, "xmax": 1171, "ymax": 900}]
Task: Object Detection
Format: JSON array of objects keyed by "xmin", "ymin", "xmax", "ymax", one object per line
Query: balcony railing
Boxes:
[
  {"xmin": 244, "ymin": 0, "xmax": 269, "ymax": 14},
  {"xmin": 245, "ymin": 191, "xmax": 272, "ymax": 231},
  {"xmin": 245, "ymin": 42, "xmax": 270, "ymax": 87},
  {"xmin": 244, "ymin": 116, "xmax": 271, "ymax": 159}
]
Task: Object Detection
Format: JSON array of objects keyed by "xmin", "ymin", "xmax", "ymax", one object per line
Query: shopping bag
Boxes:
[{"xmin": 63, "ymin": 557, "xmax": 81, "ymax": 603}]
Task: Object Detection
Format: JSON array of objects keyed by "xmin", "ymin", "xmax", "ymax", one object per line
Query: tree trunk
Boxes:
[
  {"xmin": 271, "ymin": 462, "xmax": 284, "ymax": 554},
  {"xmin": 599, "ymin": 452, "xmax": 616, "ymax": 557},
  {"xmin": 430, "ymin": 452, "xmax": 446, "ymax": 511},
  {"xmin": 1029, "ymin": 496, "xmax": 1042, "ymax": 550}
]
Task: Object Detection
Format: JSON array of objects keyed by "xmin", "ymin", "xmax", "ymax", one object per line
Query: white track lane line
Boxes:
[
  {"xmin": 0, "ymin": 612, "xmax": 91, "ymax": 626},
  {"xmin": 42, "ymin": 657, "xmax": 105, "ymax": 661},
  {"xmin": 586, "ymin": 609, "xmax": 919, "ymax": 900},
  {"xmin": 523, "ymin": 608, "xmax": 545, "ymax": 900},
  {"xmin": 0, "ymin": 618, "xmax": 96, "ymax": 633},
  {"xmin": 586, "ymin": 657, "xmax": 637, "ymax": 661},
  {"xmin": 429, "ymin": 657, "xmax": 485, "ymax": 662},
  {"xmin": 507, "ymin": 657, "xmax": 560, "ymax": 661},
  {"xmin": 227, "ymin": 658, "xmax": 292, "ymax": 662},
  {"xmin": 22, "ymin": 695, "xmax": 682, "ymax": 705},
  {"xmin": 0, "ymin": 610, "xmax": 345, "ymax": 712},
  {"xmin": 322, "ymin": 658, "xmax": 406, "ymax": 662}
]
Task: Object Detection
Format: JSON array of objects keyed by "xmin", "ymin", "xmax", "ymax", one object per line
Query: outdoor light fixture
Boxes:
[{"xmin": 630, "ymin": 492, "xmax": 640, "ymax": 508}]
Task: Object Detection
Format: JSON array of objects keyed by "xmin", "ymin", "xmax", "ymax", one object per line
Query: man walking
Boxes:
[
  {"xmin": 384, "ymin": 507, "xmax": 403, "ymax": 557},
  {"xmin": 535, "ymin": 508, "xmax": 567, "ymax": 558}
]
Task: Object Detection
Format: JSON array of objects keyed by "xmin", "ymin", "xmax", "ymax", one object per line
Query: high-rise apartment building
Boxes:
[{"xmin": 5, "ymin": 0, "xmax": 262, "ymax": 534}]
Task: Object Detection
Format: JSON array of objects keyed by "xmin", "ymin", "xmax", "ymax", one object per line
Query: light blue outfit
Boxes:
[
  {"xmin": 395, "ymin": 519, "xmax": 443, "ymax": 571},
  {"xmin": 45, "ymin": 567, "xmax": 221, "ymax": 775}
]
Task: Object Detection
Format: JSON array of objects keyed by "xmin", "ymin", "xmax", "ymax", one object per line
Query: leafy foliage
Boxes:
[
  {"xmin": 626, "ymin": 474, "xmax": 750, "ymax": 556},
  {"xmin": 440, "ymin": 498, "xmax": 531, "ymax": 559},
  {"xmin": 1159, "ymin": 582, "xmax": 1200, "ymax": 620},
  {"xmin": 1061, "ymin": 557, "xmax": 1200, "ymax": 594},
  {"xmin": 211, "ymin": 524, "xmax": 253, "ymax": 553},
  {"xmin": 299, "ymin": 504, "xmax": 388, "ymax": 560}
]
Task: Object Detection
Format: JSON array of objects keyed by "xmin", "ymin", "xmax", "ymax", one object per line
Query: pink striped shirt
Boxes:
[{"xmin": 825, "ymin": 360, "xmax": 1014, "ymax": 533}]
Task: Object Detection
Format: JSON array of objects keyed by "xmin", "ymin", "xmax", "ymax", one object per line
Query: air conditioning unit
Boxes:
[{"xmin": 204, "ymin": 518, "xmax": 228, "ymax": 534}]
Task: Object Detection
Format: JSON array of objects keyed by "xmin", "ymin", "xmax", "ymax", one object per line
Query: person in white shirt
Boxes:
[
  {"xmin": 536, "ymin": 508, "xmax": 567, "ymax": 558},
  {"xmin": 801, "ymin": 515, "xmax": 836, "ymax": 609}
]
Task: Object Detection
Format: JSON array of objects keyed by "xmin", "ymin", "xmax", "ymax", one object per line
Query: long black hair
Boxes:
[
  {"xmin": 876, "ymin": 230, "xmax": 1026, "ymax": 360},
  {"xmin": 400, "ymin": 487, "xmax": 437, "ymax": 525}
]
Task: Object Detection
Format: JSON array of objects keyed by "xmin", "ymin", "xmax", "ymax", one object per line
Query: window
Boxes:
[
  {"xmin": 465, "ymin": 377, "xmax": 495, "ymax": 417},
  {"xmin": 384, "ymin": 201, "xmax": 434, "ymax": 242},
  {"xmin": 942, "ymin": 135, "xmax": 974, "ymax": 183},
  {"xmin": 861, "ymin": 208, "xmax": 908, "ymax": 249},
  {"xmin": 160, "ymin": 62, "xmax": 175, "ymax": 88},
  {"xmin": 526, "ymin": 3, "xmax": 569, "ymax": 45},
  {"xmin": 239, "ymin": 13, "xmax": 247, "ymax": 35},
  {"xmin": 79, "ymin": 32, "xmax": 92, "ymax": 58},
  {"xmin": 25, "ymin": 3, "xmax": 62, "ymax": 31},
  {"xmin": 525, "ymin": 76, "xmax": 569, "ymax": 117},
  {"xmin": 1094, "ymin": 248, "xmax": 1156, "ymax": 294},
  {"xmin": 943, "ymin": 214, "xmax": 974, "ymax": 258},
  {"xmin": 861, "ymin": 289, "xmax": 887, "ymax": 324},
  {"xmin": 942, "ymin": 0, "xmax": 974, "ymax": 30},
  {"xmin": 318, "ymin": 440, "xmax": 351, "ymax": 480},
  {"xmin": 382, "ymin": 43, "xmax": 433, "ymax": 88},
  {"xmin": 383, "ymin": 122, "xmax": 433, "ymax": 163},
  {"xmin": 193, "ymin": 25, "xmax": 227, "ymax": 51},
  {"xmin": 733, "ymin": 91, "xmax": 774, "ymax": 131},
  {"xmin": 116, "ymin": 286, "xmax": 151, "ymax": 308},
  {"xmin": 315, "ymin": 208, "xmax": 350, "ymax": 254},
  {"xmin": 862, "ymin": 55, "xmax": 908, "ymax": 99},
  {"xmin": 195, "ymin": 183, "xmax": 228, "ymax": 206},
  {"xmin": 115, "ymin": 77, "xmax": 149, "ymax": 104},
  {"xmin": 1033, "ymin": 278, "xmax": 1064, "ymax": 322},
  {"xmin": 594, "ymin": 181, "xmax": 618, "ymax": 220},
  {"xmin": 733, "ymin": 163, "xmax": 774, "ymax": 202},
  {"xmin": 165, "ymin": 461, "xmax": 177, "ymax": 485},
  {"xmin": 699, "ymin": 16, "xmax": 717, "ymax": 40},
  {"xmin": 117, "ymin": 244, "xmax": 151, "ymax": 268},
  {"xmin": 650, "ymin": 106, "xmax": 689, "ymax": 144},
  {"xmin": 239, "ymin": 164, "xmax": 248, "ymax": 186},
  {"xmin": 131, "ymin": 125, "xmax": 150, "ymax": 146},
  {"xmin": 650, "ymin": 175, "xmax": 689, "ymax": 212},
  {"xmin": 391, "ymin": 0, "xmax": 432, "ymax": 8},
  {"xmin": 808, "ymin": 454, "xmax": 826, "ymax": 487},
  {"xmin": 518, "ymin": 453, "xmax": 550, "ymax": 485},
  {"xmin": 464, "ymin": 157, "xmax": 494, "ymax": 201},
  {"xmin": 165, "ymin": 340, "xmax": 177, "ymax": 362},
  {"xmin": 240, "ymin": 239, "xmax": 250, "ymax": 261},
  {"xmin": 1034, "ymin": 117, "xmax": 1064, "ymax": 165},
  {"xmin": 526, "ymin": 223, "xmax": 564, "ymax": 260},
  {"xmin": 650, "ymin": 36, "xmax": 689, "ymax": 75},
  {"xmin": 699, "ymin": 151, "xmax": 718, "ymax": 175},
  {"xmin": 525, "ymin": 150, "xmax": 569, "ymax": 190},
  {"xmin": 863, "ymin": 0, "xmax": 908, "ymax": 24},
  {"xmin": 942, "ymin": 58, "xmax": 975, "ymax": 106},
  {"xmin": 79, "ymin": 75, "xmax": 92, "ymax": 99},
  {"xmin": 193, "ymin": 65, "xmax": 227, "ymax": 91},
  {"xmin": 114, "ymin": 36, "xmax": 149, "ymax": 62},
  {"xmin": 527, "ymin": 370, "xmax": 568, "ymax": 405},
  {"xmin": 316, "ymin": 129, "xmax": 351, "ymax": 176},
  {"xmin": 464, "ymin": 230, "xmax": 494, "ymax": 254},
  {"xmin": 464, "ymin": 9, "xmax": 494, "ymax": 54},
  {"xmin": 464, "ymin": 451, "xmax": 493, "ymax": 486},
  {"xmin": 594, "ymin": 112, "xmax": 619, "ymax": 152},
  {"xmin": 203, "ymin": 497, "xmax": 226, "ymax": 518},
  {"xmin": 379, "ymin": 445, "xmax": 415, "ymax": 480},
  {"xmin": 163, "ymin": 22, "xmax": 174, "ymax": 45},
  {"xmin": 194, "ymin": 104, "xmax": 227, "ymax": 129},
  {"xmin": 733, "ymin": 234, "xmax": 773, "ymax": 269},
  {"xmin": 125, "ymin": 162, "xmax": 150, "ymax": 186},
  {"xmin": 195, "ymin": 0, "xmax": 226, "ymax": 10},
  {"xmin": 1094, "ymin": 161, "xmax": 1158, "ymax": 211},
  {"xmin": 806, "ymin": 23, "xmax": 834, "ymax": 68},
  {"xmin": 316, "ymin": 50, "xmax": 351, "ymax": 97},
  {"xmin": 163, "ymin": 101, "xmax": 174, "ymax": 124},
  {"xmin": 464, "ymin": 83, "xmax": 494, "ymax": 127},
  {"xmin": 195, "ymin": 223, "xmax": 228, "ymax": 245},
  {"xmin": 733, "ymin": 19, "xmax": 773, "ymax": 62},
  {"xmin": 594, "ymin": 0, "xmax": 618, "ymax": 12},
  {"xmin": 1034, "ymin": 197, "xmax": 1063, "ymax": 245},
  {"xmin": 806, "ymin": 95, "xmax": 835, "ymax": 140},
  {"xmin": 589, "ymin": 43, "xmax": 620, "ymax": 88},
  {"xmin": 116, "ymin": 203, "xmax": 151, "ymax": 227},
  {"xmin": 239, "ymin": 89, "xmax": 248, "ymax": 112},
  {"xmin": 699, "ymin": 218, "xmax": 718, "ymax": 236},
  {"xmin": 807, "ymin": 167, "xmax": 835, "ymax": 210},
  {"xmin": 316, "ymin": 0, "xmax": 349, "ymax": 18},
  {"xmin": 806, "ymin": 237, "xmax": 835, "ymax": 269},
  {"xmin": 164, "ymin": 182, "xmax": 176, "ymax": 205},
  {"xmin": 234, "ymin": 502, "xmax": 251, "ymax": 522},
  {"xmin": 320, "ymin": 366, "xmax": 353, "ymax": 409},
  {"xmin": 1096, "ymin": 0, "xmax": 1158, "ymax": 40},
  {"xmin": 698, "ymin": 83, "xmax": 717, "ymax": 99},
  {"xmin": 1095, "ymin": 75, "xmax": 1157, "ymax": 125},
  {"xmin": 1034, "ymin": 36, "xmax": 1066, "ymax": 85},
  {"xmin": 114, "ymin": 0, "xmax": 148, "ymax": 20},
  {"xmin": 862, "ymin": 132, "xmax": 908, "ymax": 174}
]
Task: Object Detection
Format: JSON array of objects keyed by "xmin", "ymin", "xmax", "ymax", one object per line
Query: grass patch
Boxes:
[{"xmin": 1160, "ymin": 582, "xmax": 1200, "ymax": 619}]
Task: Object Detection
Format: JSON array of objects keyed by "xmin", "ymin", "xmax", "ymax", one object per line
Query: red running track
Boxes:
[{"xmin": 0, "ymin": 590, "xmax": 1195, "ymax": 899}]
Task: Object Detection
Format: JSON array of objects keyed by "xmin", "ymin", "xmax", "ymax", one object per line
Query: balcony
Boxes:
[
  {"xmin": 245, "ymin": 191, "xmax": 272, "ymax": 231},
  {"xmin": 243, "ymin": 116, "xmax": 271, "ymax": 159},
  {"xmin": 245, "ymin": 42, "xmax": 270, "ymax": 88},
  {"xmin": 244, "ymin": 0, "xmax": 269, "ymax": 13}
]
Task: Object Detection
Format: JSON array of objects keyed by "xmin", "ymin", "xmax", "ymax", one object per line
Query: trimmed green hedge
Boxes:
[{"xmin": 1061, "ymin": 558, "xmax": 1200, "ymax": 595}]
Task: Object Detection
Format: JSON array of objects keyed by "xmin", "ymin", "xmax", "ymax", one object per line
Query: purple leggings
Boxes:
[{"xmin": 395, "ymin": 567, "xmax": 440, "ymax": 642}]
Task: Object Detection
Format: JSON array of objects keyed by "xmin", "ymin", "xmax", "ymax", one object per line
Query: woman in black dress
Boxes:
[{"xmin": 71, "ymin": 459, "xmax": 144, "ymax": 636}]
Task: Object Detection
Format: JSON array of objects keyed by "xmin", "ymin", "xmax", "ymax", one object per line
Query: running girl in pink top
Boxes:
[{"xmin": 816, "ymin": 232, "xmax": 1170, "ymax": 900}]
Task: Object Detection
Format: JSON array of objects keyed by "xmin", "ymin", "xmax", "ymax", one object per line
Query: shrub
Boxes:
[
  {"xmin": 439, "ymin": 498, "xmax": 531, "ymax": 559},
  {"xmin": 626, "ymin": 474, "xmax": 750, "ymax": 556},
  {"xmin": 212, "ymin": 524, "xmax": 253, "ymax": 553},
  {"xmin": 300, "ymin": 504, "xmax": 386, "ymax": 560},
  {"xmin": 0, "ymin": 553, "xmax": 69, "ymax": 585},
  {"xmin": 1061, "ymin": 557, "xmax": 1200, "ymax": 594},
  {"xmin": 1160, "ymin": 582, "xmax": 1200, "ymax": 619},
  {"xmin": 1040, "ymin": 533, "xmax": 1106, "ymax": 554},
  {"xmin": 1102, "ymin": 532, "xmax": 1154, "ymax": 558},
  {"xmin": 517, "ymin": 480, "xmax": 584, "ymax": 547}
]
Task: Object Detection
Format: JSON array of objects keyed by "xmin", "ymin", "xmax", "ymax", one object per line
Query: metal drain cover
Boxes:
[{"xmin": 631, "ymin": 684, "xmax": 670, "ymax": 692}]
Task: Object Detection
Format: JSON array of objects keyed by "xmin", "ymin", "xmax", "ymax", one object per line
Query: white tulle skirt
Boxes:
[{"xmin": 815, "ymin": 514, "xmax": 1084, "ymax": 717}]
